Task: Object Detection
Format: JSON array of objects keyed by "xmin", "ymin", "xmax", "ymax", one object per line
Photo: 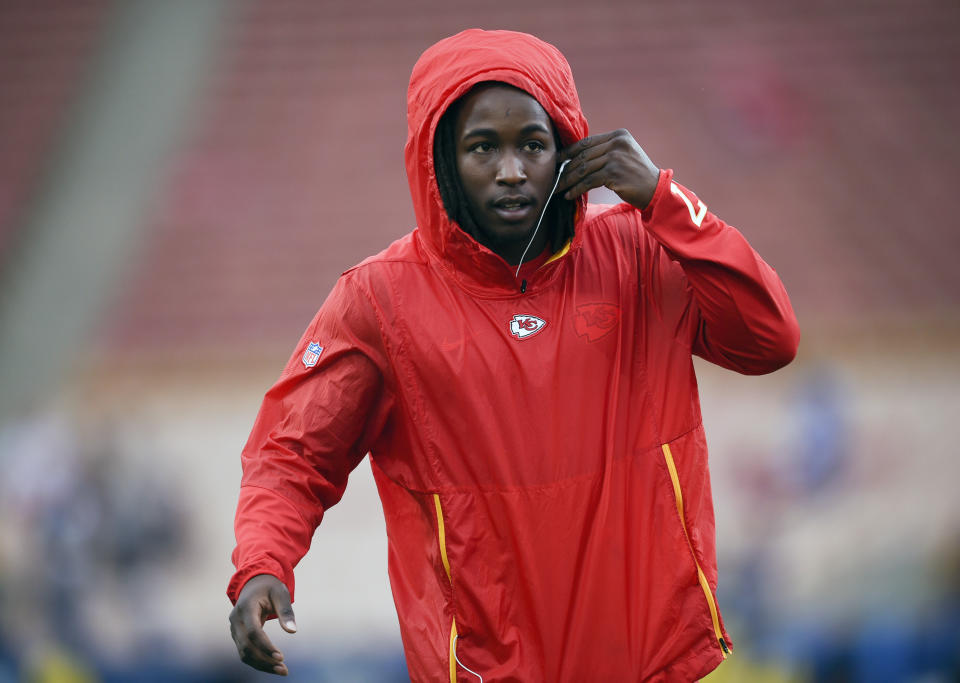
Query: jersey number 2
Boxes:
[{"xmin": 670, "ymin": 182, "xmax": 707, "ymax": 227}]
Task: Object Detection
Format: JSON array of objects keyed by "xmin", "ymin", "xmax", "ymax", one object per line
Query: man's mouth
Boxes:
[
  {"xmin": 491, "ymin": 195, "xmax": 536, "ymax": 222},
  {"xmin": 493, "ymin": 195, "xmax": 533, "ymax": 209}
]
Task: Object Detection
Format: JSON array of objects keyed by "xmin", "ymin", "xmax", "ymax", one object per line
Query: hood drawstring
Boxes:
[{"xmin": 514, "ymin": 158, "xmax": 570, "ymax": 290}]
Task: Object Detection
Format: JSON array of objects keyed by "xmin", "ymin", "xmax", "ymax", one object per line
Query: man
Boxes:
[{"xmin": 228, "ymin": 29, "xmax": 799, "ymax": 681}]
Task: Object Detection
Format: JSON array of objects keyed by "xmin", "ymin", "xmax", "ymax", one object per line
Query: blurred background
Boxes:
[{"xmin": 1, "ymin": 0, "xmax": 958, "ymax": 681}]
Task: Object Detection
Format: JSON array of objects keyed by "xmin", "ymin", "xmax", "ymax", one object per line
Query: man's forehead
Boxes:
[{"xmin": 455, "ymin": 84, "xmax": 552, "ymax": 130}]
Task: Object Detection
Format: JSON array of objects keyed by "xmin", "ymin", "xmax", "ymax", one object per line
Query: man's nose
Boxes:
[{"xmin": 496, "ymin": 152, "xmax": 526, "ymax": 185}]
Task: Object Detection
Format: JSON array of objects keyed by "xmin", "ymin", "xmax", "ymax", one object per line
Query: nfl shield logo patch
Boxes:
[{"xmin": 302, "ymin": 341, "xmax": 323, "ymax": 368}]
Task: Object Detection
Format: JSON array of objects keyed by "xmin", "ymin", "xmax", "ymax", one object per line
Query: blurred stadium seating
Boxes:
[{"xmin": 0, "ymin": 0, "xmax": 109, "ymax": 259}]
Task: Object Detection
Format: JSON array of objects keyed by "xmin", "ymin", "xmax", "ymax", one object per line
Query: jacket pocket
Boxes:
[
  {"xmin": 434, "ymin": 493, "xmax": 484, "ymax": 682},
  {"xmin": 660, "ymin": 442, "xmax": 730, "ymax": 658},
  {"xmin": 433, "ymin": 493, "xmax": 459, "ymax": 682}
]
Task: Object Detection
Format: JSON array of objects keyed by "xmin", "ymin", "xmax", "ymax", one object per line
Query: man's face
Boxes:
[{"xmin": 453, "ymin": 85, "xmax": 559, "ymax": 262}]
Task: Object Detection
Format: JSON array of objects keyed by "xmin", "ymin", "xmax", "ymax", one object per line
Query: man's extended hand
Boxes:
[
  {"xmin": 229, "ymin": 574, "xmax": 298, "ymax": 676},
  {"xmin": 558, "ymin": 129, "xmax": 660, "ymax": 210}
]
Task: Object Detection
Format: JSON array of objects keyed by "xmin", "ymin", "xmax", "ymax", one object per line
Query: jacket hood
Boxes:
[{"xmin": 405, "ymin": 29, "xmax": 589, "ymax": 289}]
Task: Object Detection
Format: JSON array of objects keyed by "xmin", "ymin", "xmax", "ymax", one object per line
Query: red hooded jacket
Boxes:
[{"xmin": 229, "ymin": 29, "xmax": 799, "ymax": 682}]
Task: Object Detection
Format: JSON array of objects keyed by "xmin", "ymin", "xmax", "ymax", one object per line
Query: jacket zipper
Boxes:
[
  {"xmin": 518, "ymin": 238, "xmax": 572, "ymax": 294},
  {"xmin": 660, "ymin": 443, "xmax": 731, "ymax": 658}
]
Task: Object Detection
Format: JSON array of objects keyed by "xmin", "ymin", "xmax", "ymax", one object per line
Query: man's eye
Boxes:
[
  {"xmin": 470, "ymin": 142, "xmax": 494, "ymax": 153},
  {"xmin": 524, "ymin": 141, "xmax": 545, "ymax": 153}
]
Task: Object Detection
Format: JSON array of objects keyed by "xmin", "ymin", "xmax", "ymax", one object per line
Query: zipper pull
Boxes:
[{"xmin": 520, "ymin": 279, "xmax": 527, "ymax": 293}]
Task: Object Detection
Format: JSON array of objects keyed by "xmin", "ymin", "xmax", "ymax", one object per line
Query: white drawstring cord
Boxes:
[
  {"xmin": 453, "ymin": 635, "xmax": 484, "ymax": 683},
  {"xmin": 514, "ymin": 158, "xmax": 570, "ymax": 279}
]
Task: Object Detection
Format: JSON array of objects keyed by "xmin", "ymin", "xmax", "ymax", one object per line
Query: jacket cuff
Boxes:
[
  {"xmin": 227, "ymin": 556, "xmax": 294, "ymax": 605},
  {"xmin": 640, "ymin": 168, "xmax": 674, "ymax": 219}
]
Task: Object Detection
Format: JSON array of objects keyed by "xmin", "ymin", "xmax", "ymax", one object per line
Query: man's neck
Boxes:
[{"xmin": 486, "ymin": 230, "xmax": 550, "ymax": 267}]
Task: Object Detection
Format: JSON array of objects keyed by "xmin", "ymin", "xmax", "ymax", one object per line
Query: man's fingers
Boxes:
[
  {"xmin": 247, "ymin": 619, "xmax": 282, "ymax": 658},
  {"xmin": 268, "ymin": 583, "xmax": 298, "ymax": 633},
  {"xmin": 230, "ymin": 577, "xmax": 297, "ymax": 676},
  {"xmin": 562, "ymin": 138, "xmax": 615, "ymax": 170},
  {"xmin": 231, "ymin": 600, "xmax": 289, "ymax": 675},
  {"xmin": 562, "ymin": 167, "xmax": 612, "ymax": 201},
  {"xmin": 560, "ymin": 130, "xmax": 620, "ymax": 161},
  {"xmin": 279, "ymin": 615, "xmax": 298, "ymax": 634},
  {"xmin": 233, "ymin": 623, "xmax": 288, "ymax": 675},
  {"xmin": 558, "ymin": 155, "xmax": 608, "ymax": 194},
  {"xmin": 243, "ymin": 623, "xmax": 288, "ymax": 674}
]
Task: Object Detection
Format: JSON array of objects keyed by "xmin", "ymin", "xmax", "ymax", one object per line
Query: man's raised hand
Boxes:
[
  {"xmin": 558, "ymin": 129, "xmax": 660, "ymax": 210},
  {"xmin": 229, "ymin": 574, "xmax": 298, "ymax": 676}
]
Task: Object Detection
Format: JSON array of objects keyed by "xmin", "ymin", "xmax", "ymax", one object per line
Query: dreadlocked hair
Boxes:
[{"xmin": 433, "ymin": 87, "xmax": 576, "ymax": 254}]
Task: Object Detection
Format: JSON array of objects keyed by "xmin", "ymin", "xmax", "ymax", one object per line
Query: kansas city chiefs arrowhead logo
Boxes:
[
  {"xmin": 509, "ymin": 314, "xmax": 547, "ymax": 340},
  {"xmin": 575, "ymin": 303, "xmax": 621, "ymax": 342}
]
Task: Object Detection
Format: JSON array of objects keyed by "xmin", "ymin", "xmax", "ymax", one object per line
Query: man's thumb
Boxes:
[{"xmin": 270, "ymin": 585, "xmax": 297, "ymax": 633}]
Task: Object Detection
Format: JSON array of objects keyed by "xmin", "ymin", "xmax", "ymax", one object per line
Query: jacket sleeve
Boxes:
[
  {"xmin": 227, "ymin": 273, "xmax": 393, "ymax": 604},
  {"xmin": 637, "ymin": 168, "xmax": 800, "ymax": 374}
]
